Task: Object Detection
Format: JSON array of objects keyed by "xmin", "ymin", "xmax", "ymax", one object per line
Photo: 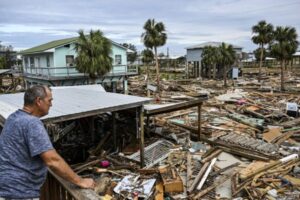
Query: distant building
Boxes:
[
  {"xmin": 19, "ymin": 37, "xmax": 137, "ymax": 92},
  {"xmin": 292, "ymin": 51, "xmax": 300, "ymax": 67},
  {"xmin": 185, "ymin": 42, "xmax": 243, "ymax": 78}
]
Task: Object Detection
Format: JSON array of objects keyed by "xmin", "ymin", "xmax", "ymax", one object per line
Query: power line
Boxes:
[{"xmin": 237, "ymin": 1, "xmax": 300, "ymax": 14}]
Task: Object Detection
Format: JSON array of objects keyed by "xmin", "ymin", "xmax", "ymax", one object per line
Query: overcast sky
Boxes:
[{"xmin": 0, "ymin": 0, "xmax": 299, "ymax": 55}]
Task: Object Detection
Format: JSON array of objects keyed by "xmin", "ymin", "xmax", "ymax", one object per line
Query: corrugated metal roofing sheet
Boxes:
[
  {"xmin": 19, "ymin": 36, "xmax": 127, "ymax": 55},
  {"xmin": 19, "ymin": 37, "xmax": 78, "ymax": 54},
  {"xmin": 0, "ymin": 69, "xmax": 11, "ymax": 75},
  {"xmin": 0, "ymin": 85, "xmax": 150, "ymax": 124},
  {"xmin": 186, "ymin": 42, "xmax": 242, "ymax": 50}
]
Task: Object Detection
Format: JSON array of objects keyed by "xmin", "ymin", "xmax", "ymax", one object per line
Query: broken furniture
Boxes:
[{"xmin": 159, "ymin": 165, "xmax": 184, "ymax": 193}]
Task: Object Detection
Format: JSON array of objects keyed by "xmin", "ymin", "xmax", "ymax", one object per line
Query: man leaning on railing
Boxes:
[{"xmin": 0, "ymin": 85, "xmax": 95, "ymax": 200}]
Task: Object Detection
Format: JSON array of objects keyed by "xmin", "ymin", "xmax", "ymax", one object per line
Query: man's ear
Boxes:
[{"xmin": 36, "ymin": 97, "xmax": 42, "ymax": 106}]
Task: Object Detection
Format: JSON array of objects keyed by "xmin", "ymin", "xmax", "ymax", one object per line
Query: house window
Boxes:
[
  {"xmin": 46, "ymin": 56, "xmax": 50, "ymax": 67},
  {"xmin": 30, "ymin": 57, "xmax": 35, "ymax": 68},
  {"xmin": 66, "ymin": 55, "xmax": 75, "ymax": 67},
  {"xmin": 24, "ymin": 57, "xmax": 28, "ymax": 68},
  {"xmin": 115, "ymin": 55, "xmax": 122, "ymax": 65}
]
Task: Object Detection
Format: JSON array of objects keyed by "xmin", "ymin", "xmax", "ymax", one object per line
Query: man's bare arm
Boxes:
[{"xmin": 40, "ymin": 149, "xmax": 95, "ymax": 189}]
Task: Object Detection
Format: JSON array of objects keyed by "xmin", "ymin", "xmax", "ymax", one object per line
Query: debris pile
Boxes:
[{"xmin": 43, "ymin": 76, "xmax": 300, "ymax": 199}]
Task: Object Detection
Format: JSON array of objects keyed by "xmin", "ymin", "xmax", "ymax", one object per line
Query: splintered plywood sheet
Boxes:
[
  {"xmin": 239, "ymin": 161, "xmax": 272, "ymax": 179},
  {"xmin": 263, "ymin": 127, "xmax": 282, "ymax": 143},
  {"xmin": 155, "ymin": 182, "xmax": 164, "ymax": 200}
]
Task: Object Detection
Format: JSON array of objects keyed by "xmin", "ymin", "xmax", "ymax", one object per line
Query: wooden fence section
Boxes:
[{"xmin": 242, "ymin": 66, "xmax": 300, "ymax": 75}]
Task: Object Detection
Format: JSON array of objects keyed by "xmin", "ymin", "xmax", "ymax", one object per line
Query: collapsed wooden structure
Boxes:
[
  {"xmin": 0, "ymin": 85, "xmax": 207, "ymax": 199},
  {"xmin": 0, "ymin": 85, "xmax": 150, "ymax": 199}
]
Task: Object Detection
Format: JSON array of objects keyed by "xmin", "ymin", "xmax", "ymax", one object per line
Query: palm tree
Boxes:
[
  {"xmin": 270, "ymin": 26, "xmax": 298, "ymax": 91},
  {"xmin": 201, "ymin": 46, "xmax": 219, "ymax": 79},
  {"xmin": 75, "ymin": 29, "xmax": 112, "ymax": 83},
  {"xmin": 218, "ymin": 43, "xmax": 236, "ymax": 87},
  {"xmin": 141, "ymin": 19, "xmax": 167, "ymax": 97},
  {"xmin": 252, "ymin": 20, "xmax": 274, "ymax": 83},
  {"xmin": 122, "ymin": 43, "xmax": 138, "ymax": 64},
  {"xmin": 254, "ymin": 48, "xmax": 267, "ymax": 64},
  {"xmin": 141, "ymin": 49, "xmax": 154, "ymax": 97}
]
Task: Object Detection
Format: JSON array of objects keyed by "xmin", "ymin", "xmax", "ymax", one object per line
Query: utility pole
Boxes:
[{"xmin": 167, "ymin": 47, "xmax": 170, "ymax": 70}]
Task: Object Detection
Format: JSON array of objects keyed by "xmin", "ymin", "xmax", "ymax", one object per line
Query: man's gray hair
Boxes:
[{"xmin": 24, "ymin": 85, "xmax": 51, "ymax": 106}]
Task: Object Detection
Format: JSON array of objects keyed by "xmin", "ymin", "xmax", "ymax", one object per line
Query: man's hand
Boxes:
[{"xmin": 77, "ymin": 178, "xmax": 96, "ymax": 189}]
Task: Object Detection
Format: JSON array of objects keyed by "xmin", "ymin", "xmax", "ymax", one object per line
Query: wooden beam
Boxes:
[
  {"xmin": 139, "ymin": 106, "xmax": 145, "ymax": 168},
  {"xmin": 187, "ymin": 162, "xmax": 209, "ymax": 193},
  {"xmin": 145, "ymin": 97, "xmax": 207, "ymax": 116},
  {"xmin": 42, "ymin": 102, "xmax": 148, "ymax": 124},
  {"xmin": 112, "ymin": 112, "xmax": 116, "ymax": 150},
  {"xmin": 198, "ymin": 103, "xmax": 202, "ymax": 141}
]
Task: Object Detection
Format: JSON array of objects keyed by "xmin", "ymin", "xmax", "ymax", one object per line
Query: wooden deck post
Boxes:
[
  {"xmin": 198, "ymin": 103, "xmax": 202, "ymax": 141},
  {"xmin": 139, "ymin": 106, "xmax": 145, "ymax": 168},
  {"xmin": 112, "ymin": 112, "xmax": 116, "ymax": 150},
  {"xmin": 123, "ymin": 77, "xmax": 128, "ymax": 95}
]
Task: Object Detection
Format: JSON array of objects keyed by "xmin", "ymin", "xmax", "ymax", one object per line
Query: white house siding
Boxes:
[
  {"xmin": 23, "ymin": 42, "xmax": 129, "ymax": 77},
  {"xmin": 22, "ymin": 53, "xmax": 54, "ymax": 76},
  {"xmin": 186, "ymin": 49, "xmax": 203, "ymax": 62},
  {"xmin": 53, "ymin": 43, "xmax": 77, "ymax": 76},
  {"xmin": 54, "ymin": 43, "xmax": 77, "ymax": 67},
  {"xmin": 111, "ymin": 45, "xmax": 127, "ymax": 74}
]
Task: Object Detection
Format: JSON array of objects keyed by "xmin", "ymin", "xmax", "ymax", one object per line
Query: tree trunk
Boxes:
[
  {"xmin": 91, "ymin": 77, "xmax": 96, "ymax": 84},
  {"xmin": 208, "ymin": 65, "xmax": 211, "ymax": 79},
  {"xmin": 146, "ymin": 63, "xmax": 150, "ymax": 97},
  {"xmin": 154, "ymin": 47, "xmax": 160, "ymax": 98},
  {"xmin": 88, "ymin": 75, "xmax": 96, "ymax": 85},
  {"xmin": 223, "ymin": 65, "xmax": 227, "ymax": 87},
  {"xmin": 258, "ymin": 45, "xmax": 264, "ymax": 83},
  {"xmin": 281, "ymin": 60, "xmax": 285, "ymax": 91},
  {"xmin": 213, "ymin": 64, "xmax": 216, "ymax": 80},
  {"xmin": 199, "ymin": 62, "xmax": 202, "ymax": 78}
]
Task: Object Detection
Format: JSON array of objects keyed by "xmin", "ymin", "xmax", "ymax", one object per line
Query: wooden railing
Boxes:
[
  {"xmin": 41, "ymin": 172, "xmax": 77, "ymax": 200},
  {"xmin": 40, "ymin": 171, "xmax": 99, "ymax": 200}
]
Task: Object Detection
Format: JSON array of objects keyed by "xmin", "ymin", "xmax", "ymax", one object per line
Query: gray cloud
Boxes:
[{"xmin": 0, "ymin": 0, "xmax": 299, "ymax": 54}]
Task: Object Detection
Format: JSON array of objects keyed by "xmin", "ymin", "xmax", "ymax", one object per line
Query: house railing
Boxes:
[
  {"xmin": 40, "ymin": 172, "xmax": 78, "ymax": 200},
  {"xmin": 127, "ymin": 65, "xmax": 139, "ymax": 74},
  {"xmin": 41, "ymin": 171, "xmax": 100, "ymax": 200},
  {"xmin": 23, "ymin": 64, "xmax": 138, "ymax": 78},
  {"xmin": 24, "ymin": 66, "xmax": 85, "ymax": 78}
]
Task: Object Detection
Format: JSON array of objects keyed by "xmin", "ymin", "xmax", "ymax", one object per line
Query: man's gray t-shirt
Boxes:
[{"xmin": 0, "ymin": 110, "xmax": 53, "ymax": 198}]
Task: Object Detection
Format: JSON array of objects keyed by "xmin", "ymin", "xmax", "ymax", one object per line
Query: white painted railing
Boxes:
[{"xmin": 23, "ymin": 65, "xmax": 138, "ymax": 78}]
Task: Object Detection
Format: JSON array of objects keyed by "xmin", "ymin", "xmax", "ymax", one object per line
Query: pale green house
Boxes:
[{"xmin": 20, "ymin": 37, "xmax": 137, "ymax": 92}]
